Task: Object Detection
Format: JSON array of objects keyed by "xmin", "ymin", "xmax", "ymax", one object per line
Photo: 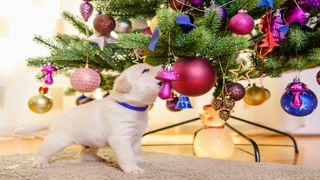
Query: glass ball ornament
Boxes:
[
  {"xmin": 226, "ymin": 82, "xmax": 246, "ymax": 101},
  {"xmin": 28, "ymin": 94, "xmax": 53, "ymax": 114},
  {"xmin": 70, "ymin": 68, "xmax": 101, "ymax": 93},
  {"xmin": 243, "ymin": 83, "xmax": 268, "ymax": 106},
  {"xmin": 93, "ymin": 14, "xmax": 116, "ymax": 36},
  {"xmin": 193, "ymin": 126, "xmax": 235, "ymax": 159},
  {"xmin": 171, "ymin": 57, "xmax": 216, "ymax": 97},
  {"xmin": 281, "ymin": 89, "xmax": 318, "ymax": 116},
  {"xmin": 229, "ymin": 10, "xmax": 254, "ymax": 35}
]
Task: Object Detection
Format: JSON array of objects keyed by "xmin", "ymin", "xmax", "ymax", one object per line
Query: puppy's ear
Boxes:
[{"xmin": 114, "ymin": 75, "xmax": 132, "ymax": 93}]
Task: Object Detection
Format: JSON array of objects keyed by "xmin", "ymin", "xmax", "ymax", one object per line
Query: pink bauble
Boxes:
[
  {"xmin": 70, "ymin": 68, "xmax": 101, "ymax": 92},
  {"xmin": 229, "ymin": 10, "xmax": 254, "ymax": 35},
  {"xmin": 284, "ymin": 5, "xmax": 310, "ymax": 24},
  {"xmin": 317, "ymin": 70, "xmax": 320, "ymax": 85},
  {"xmin": 171, "ymin": 57, "xmax": 216, "ymax": 97},
  {"xmin": 80, "ymin": 0, "xmax": 93, "ymax": 22}
]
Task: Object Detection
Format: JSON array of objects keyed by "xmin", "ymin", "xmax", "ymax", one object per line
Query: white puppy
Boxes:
[{"xmin": 15, "ymin": 64, "xmax": 162, "ymax": 174}]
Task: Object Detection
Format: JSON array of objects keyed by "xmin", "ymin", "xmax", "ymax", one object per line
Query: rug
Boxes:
[{"xmin": 0, "ymin": 148, "xmax": 319, "ymax": 180}]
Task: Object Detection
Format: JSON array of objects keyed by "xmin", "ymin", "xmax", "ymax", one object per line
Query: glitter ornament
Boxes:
[
  {"xmin": 229, "ymin": 10, "xmax": 254, "ymax": 35},
  {"xmin": 93, "ymin": 14, "xmax": 116, "ymax": 36},
  {"xmin": 223, "ymin": 97, "xmax": 235, "ymax": 110},
  {"xmin": 70, "ymin": 68, "xmax": 101, "ymax": 92},
  {"xmin": 80, "ymin": 0, "xmax": 93, "ymax": 22},
  {"xmin": 226, "ymin": 82, "xmax": 246, "ymax": 101},
  {"xmin": 219, "ymin": 109, "xmax": 231, "ymax": 121},
  {"xmin": 212, "ymin": 98, "xmax": 224, "ymax": 111}
]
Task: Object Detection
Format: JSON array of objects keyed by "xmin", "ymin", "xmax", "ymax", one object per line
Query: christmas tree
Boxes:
[{"xmin": 27, "ymin": 0, "xmax": 320, "ymax": 116}]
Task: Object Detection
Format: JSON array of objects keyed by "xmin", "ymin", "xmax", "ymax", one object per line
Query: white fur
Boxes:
[{"xmin": 15, "ymin": 64, "xmax": 162, "ymax": 174}]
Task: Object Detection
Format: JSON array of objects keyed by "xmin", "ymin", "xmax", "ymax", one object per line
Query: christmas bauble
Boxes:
[
  {"xmin": 300, "ymin": 0, "xmax": 320, "ymax": 8},
  {"xmin": 281, "ymin": 89, "xmax": 318, "ymax": 116},
  {"xmin": 76, "ymin": 95, "xmax": 94, "ymax": 105},
  {"xmin": 150, "ymin": 16, "xmax": 158, "ymax": 33},
  {"xmin": 223, "ymin": 98, "xmax": 235, "ymax": 110},
  {"xmin": 243, "ymin": 83, "xmax": 268, "ymax": 106},
  {"xmin": 70, "ymin": 68, "xmax": 101, "ymax": 93},
  {"xmin": 284, "ymin": 5, "xmax": 310, "ymax": 24},
  {"xmin": 80, "ymin": 0, "xmax": 93, "ymax": 22},
  {"xmin": 171, "ymin": 57, "xmax": 216, "ymax": 97},
  {"xmin": 219, "ymin": 109, "xmax": 231, "ymax": 121},
  {"xmin": 255, "ymin": 40, "xmax": 279, "ymax": 59},
  {"xmin": 28, "ymin": 94, "xmax": 53, "ymax": 114},
  {"xmin": 212, "ymin": 98, "xmax": 224, "ymax": 110},
  {"xmin": 317, "ymin": 70, "xmax": 320, "ymax": 85},
  {"xmin": 168, "ymin": 0, "xmax": 190, "ymax": 11},
  {"xmin": 226, "ymin": 82, "xmax": 246, "ymax": 101},
  {"xmin": 93, "ymin": 14, "xmax": 116, "ymax": 36},
  {"xmin": 187, "ymin": 0, "xmax": 203, "ymax": 7},
  {"xmin": 229, "ymin": 10, "xmax": 254, "ymax": 35},
  {"xmin": 115, "ymin": 18, "xmax": 132, "ymax": 33},
  {"xmin": 166, "ymin": 97, "xmax": 182, "ymax": 112}
]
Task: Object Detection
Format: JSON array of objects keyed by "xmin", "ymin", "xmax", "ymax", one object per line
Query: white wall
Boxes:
[{"xmin": 0, "ymin": 0, "xmax": 319, "ymax": 136}]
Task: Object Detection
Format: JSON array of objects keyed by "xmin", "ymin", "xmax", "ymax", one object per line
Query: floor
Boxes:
[{"xmin": 0, "ymin": 134, "xmax": 319, "ymax": 169}]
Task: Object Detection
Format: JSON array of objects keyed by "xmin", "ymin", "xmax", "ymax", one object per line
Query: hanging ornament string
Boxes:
[{"xmin": 292, "ymin": 0, "xmax": 305, "ymax": 14}]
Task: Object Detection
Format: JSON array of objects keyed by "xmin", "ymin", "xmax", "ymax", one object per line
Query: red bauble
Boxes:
[
  {"xmin": 229, "ymin": 10, "xmax": 254, "ymax": 35},
  {"xmin": 168, "ymin": 0, "xmax": 190, "ymax": 12},
  {"xmin": 317, "ymin": 70, "xmax": 320, "ymax": 85},
  {"xmin": 93, "ymin": 14, "xmax": 116, "ymax": 36},
  {"xmin": 171, "ymin": 57, "xmax": 216, "ymax": 97}
]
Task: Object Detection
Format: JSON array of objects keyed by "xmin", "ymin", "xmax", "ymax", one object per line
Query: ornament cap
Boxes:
[{"xmin": 286, "ymin": 77, "xmax": 308, "ymax": 91}]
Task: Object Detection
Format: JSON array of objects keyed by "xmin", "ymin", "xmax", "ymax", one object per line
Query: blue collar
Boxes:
[{"xmin": 115, "ymin": 101, "xmax": 149, "ymax": 112}]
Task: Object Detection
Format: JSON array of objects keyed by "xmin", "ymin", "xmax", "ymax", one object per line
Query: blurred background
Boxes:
[{"xmin": 0, "ymin": 0, "xmax": 319, "ymax": 137}]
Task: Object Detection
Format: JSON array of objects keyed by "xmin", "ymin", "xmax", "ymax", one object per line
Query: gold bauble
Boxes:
[
  {"xmin": 28, "ymin": 94, "xmax": 53, "ymax": 114},
  {"xmin": 150, "ymin": 16, "xmax": 158, "ymax": 33},
  {"xmin": 255, "ymin": 41, "xmax": 279, "ymax": 59},
  {"xmin": 243, "ymin": 83, "xmax": 267, "ymax": 106}
]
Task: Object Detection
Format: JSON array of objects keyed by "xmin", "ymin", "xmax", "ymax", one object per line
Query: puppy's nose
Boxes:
[{"xmin": 157, "ymin": 81, "xmax": 163, "ymax": 87}]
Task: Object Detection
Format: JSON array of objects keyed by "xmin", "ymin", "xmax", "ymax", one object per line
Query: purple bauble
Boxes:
[
  {"xmin": 187, "ymin": 0, "xmax": 203, "ymax": 7},
  {"xmin": 284, "ymin": 5, "xmax": 310, "ymax": 24},
  {"xmin": 166, "ymin": 97, "xmax": 182, "ymax": 112},
  {"xmin": 229, "ymin": 10, "xmax": 254, "ymax": 35},
  {"xmin": 300, "ymin": 0, "xmax": 320, "ymax": 8},
  {"xmin": 80, "ymin": 0, "xmax": 93, "ymax": 22},
  {"xmin": 226, "ymin": 82, "xmax": 246, "ymax": 101},
  {"xmin": 317, "ymin": 70, "xmax": 320, "ymax": 85}
]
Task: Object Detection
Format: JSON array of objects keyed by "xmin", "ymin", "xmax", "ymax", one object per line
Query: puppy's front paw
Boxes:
[
  {"xmin": 124, "ymin": 167, "xmax": 145, "ymax": 174},
  {"xmin": 33, "ymin": 156, "xmax": 49, "ymax": 168}
]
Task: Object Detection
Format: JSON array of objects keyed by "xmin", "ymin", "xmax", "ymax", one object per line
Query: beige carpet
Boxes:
[{"xmin": 0, "ymin": 149, "xmax": 320, "ymax": 180}]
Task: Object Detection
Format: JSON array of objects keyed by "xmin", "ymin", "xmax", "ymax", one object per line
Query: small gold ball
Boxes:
[
  {"xmin": 243, "ymin": 84, "xmax": 268, "ymax": 106},
  {"xmin": 28, "ymin": 94, "xmax": 53, "ymax": 114}
]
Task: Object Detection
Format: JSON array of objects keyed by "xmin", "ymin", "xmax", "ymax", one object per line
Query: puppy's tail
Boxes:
[{"xmin": 14, "ymin": 120, "xmax": 52, "ymax": 135}]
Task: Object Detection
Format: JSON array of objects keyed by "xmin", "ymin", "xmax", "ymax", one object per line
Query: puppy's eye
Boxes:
[{"xmin": 142, "ymin": 68, "xmax": 150, "ymax": 74}]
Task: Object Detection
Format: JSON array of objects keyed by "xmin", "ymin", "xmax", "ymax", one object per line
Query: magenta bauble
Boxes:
[
  {"xmin": 80, "ymin": 0, "xmax": 93, "ymax": 22},
  {"xmin": 70, "ymin": 68, "xmax": 101, "ymax": 92},
  {"xmin": 229, "ymin": 10, "xmax": 254, "ymax": 35},
  {"xmin": 284, "ymin": 5, "xmax": 310, "ymax": 24},
  {"xmin": 300, "ymin": 0, "xmax": 320, "ymax": 8},
  {"xmin": 171, "ymin": 57, "xmax": 216, "ymax": 97}
]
